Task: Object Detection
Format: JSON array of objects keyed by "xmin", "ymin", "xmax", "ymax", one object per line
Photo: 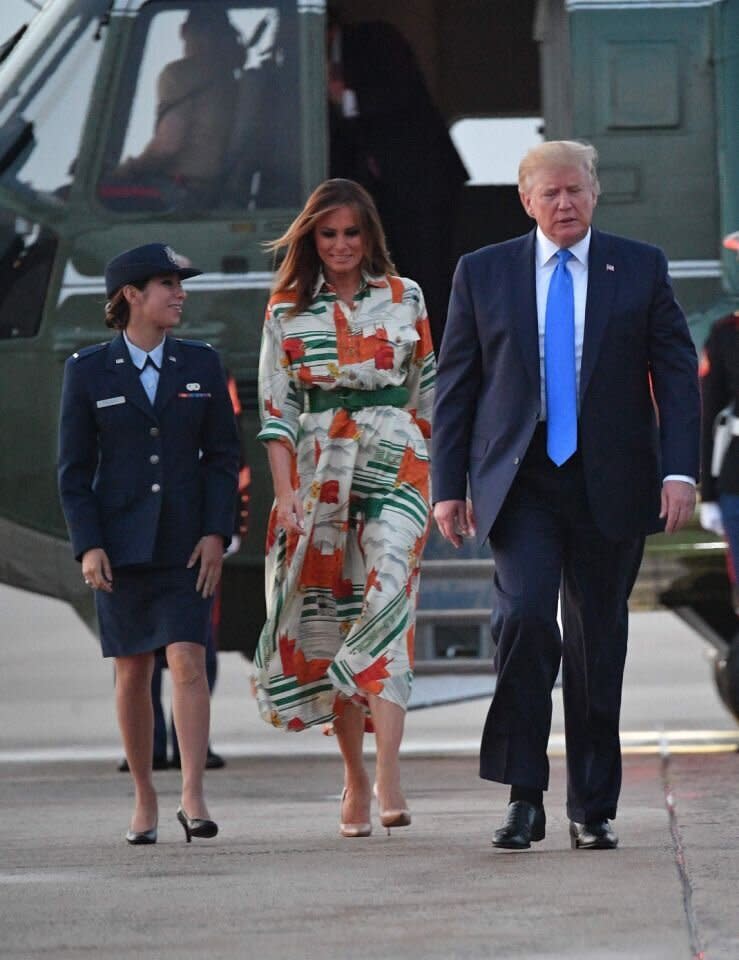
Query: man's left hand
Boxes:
[
  {"xmin": 660, "ymin": 480, "xmax": 697, "ymax": 534},
  {"xmin": 188, "ymin": 534, "xmax": 224, "ymax": 598}
]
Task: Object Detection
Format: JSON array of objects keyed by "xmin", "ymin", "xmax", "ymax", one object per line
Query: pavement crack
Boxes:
[{"xmin": 660, "ymin": 736, "xmax": 706, "ymax": 960}]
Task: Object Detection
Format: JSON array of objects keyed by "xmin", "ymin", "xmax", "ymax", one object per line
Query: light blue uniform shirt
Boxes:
[{"xmin": 124, "ymin": 332, "xmax": 164, "ymax": 405}]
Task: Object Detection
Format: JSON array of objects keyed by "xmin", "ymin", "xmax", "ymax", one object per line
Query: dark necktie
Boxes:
[
  {"xmin": 545, "ymin": 249, "xmax": 577, "ymax": 465},
  {"xmin": 140, "ymin": 354, "xmax": 160, "ymax": 404}
]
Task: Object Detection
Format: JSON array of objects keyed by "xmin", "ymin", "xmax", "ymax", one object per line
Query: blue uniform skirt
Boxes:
[{"xmin": 95, "ymin": 565, "xmax": 212, "ymax": 658}]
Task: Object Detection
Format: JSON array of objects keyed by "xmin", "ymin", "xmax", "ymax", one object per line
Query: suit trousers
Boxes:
[{"xmin": 480, "ymin": 425, "xmax": 644, "ymax": 821}]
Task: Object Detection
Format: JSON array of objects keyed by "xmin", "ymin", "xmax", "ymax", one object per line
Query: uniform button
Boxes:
[
  {"xmin": 149, "ymin": 454, "xmax": 160, "ymax": 464},
  {"xmin": 149, "ymin": 426, "xmax": 160, "ymax": 437},
  {"xmin": 151, "ymin": 483, "xmax": 161, "ymax": 493},
  {"xmin": 513, "ymin": 457, "xmax": 520, "ymax": 465}
]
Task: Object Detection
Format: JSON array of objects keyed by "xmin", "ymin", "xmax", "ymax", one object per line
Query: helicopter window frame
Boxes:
[{"xmin": 95, "ymin": 0, "xmax": 301, "ymax": 217}]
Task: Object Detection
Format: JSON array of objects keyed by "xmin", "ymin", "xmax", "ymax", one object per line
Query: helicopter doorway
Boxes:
[{"xmin": 326, "ymin": 0, "xmax": 541, "ymax": 346}]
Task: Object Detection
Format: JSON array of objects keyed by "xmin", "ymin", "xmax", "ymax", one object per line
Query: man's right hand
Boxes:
[{"xmin": 433, "ymin": 499, "xmax": 476, "ymax": 548}]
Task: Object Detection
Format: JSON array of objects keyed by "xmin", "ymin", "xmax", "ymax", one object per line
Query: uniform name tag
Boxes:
[{"xmin": 96, "ymin": 396, "xmax": 126, "ymax": 408}]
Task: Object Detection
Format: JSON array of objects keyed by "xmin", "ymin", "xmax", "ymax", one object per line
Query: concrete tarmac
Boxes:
[{"xmin": 1, "ymin": 584, "xmax": 738, "ymax": 960}]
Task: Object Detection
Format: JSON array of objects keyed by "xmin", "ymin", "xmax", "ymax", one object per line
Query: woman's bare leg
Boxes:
[
  {"xmin": 115, "ymin": 652, "xmax": 158, "ymax": 832},
  {"xmin": 167, "ymin": 641, "xmax": 210, "ymax": 819},
  {"xmin": 369, "ymin": 695, "xmax": 407, "ymax": 813},
  {"xmin": 333, "ymin": 701, "xmax": 371, "ymax": 825}
]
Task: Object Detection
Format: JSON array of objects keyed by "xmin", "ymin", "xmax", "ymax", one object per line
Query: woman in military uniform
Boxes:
[{"xmin": 58, "ymin": 243, "xmax": 240, "ymax": 844}]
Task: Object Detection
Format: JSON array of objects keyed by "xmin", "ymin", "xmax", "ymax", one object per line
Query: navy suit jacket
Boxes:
[
  {"xmin": 432, "ymin": 227, "xmax": 700, "ymax": 544},
  {"xmin": 58, "ymin": 332, "xmax": 240, "ymax": 567}
]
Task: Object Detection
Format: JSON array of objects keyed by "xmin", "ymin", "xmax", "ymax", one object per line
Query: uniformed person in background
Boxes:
[
  {"xmin": 58, "ymin": 243, "xmax": 240, "ymax": 844},
  {"xmin": 699, "ymin": 306, "xmax": 739, "ymax": 614}
]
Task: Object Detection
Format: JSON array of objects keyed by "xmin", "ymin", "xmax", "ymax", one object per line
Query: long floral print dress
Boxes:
[{"xmin": 254, "ymin": 273, "xmax": 435, "ymax": 731}]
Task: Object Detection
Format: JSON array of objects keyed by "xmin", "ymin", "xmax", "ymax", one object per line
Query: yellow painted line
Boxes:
[{"xmin": 547, "ymin": 729, "xmax": 739, "ymax": 757}]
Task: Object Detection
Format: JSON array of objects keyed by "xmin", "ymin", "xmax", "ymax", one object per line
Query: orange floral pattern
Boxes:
[{"xmin": 255, "ymin": 273, "xmax": 435, "ymax": 731}]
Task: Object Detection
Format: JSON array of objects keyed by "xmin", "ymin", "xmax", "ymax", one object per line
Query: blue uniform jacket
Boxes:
[{"xmin": 58, "ymin": 332, "xmax": 240, "ymax": 567}]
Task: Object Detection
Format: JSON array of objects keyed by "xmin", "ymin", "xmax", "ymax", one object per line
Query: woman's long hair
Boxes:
[{"xmin": 266, "ymin": 179, "xmax": 396, "ymax": 317}]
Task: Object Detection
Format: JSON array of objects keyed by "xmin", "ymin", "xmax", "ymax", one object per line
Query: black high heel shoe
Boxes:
[
  {"xmin": 125, "ymin": 826, "xmax": 157, "ymax": 845},
  {"xmin": 176, "ymin": 805, "xmax": 218, "ymax": 843}
]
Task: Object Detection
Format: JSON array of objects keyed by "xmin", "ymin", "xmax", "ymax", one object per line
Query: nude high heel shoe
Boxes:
[
  {"xmin": 373, "ymin": 783, "xmax": 411, "ymax": 835},
  {"xmin": 339, "ymin": 788, "xmax": 372, "ymax": 838}
]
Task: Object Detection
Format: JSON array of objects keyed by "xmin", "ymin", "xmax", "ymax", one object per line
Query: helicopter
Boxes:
[{"xmin": 0, "ymin": 0, "xmax": 736, "ymax": 716}]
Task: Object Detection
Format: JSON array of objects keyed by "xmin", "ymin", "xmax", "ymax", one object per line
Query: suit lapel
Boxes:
[
  {"xmin": 511, "ymin": 229, "xmax": 540, "ymax": 397},
  {"xmin": 154, "ymin": 336, "xmax": 184, "ymax": 414},
  {"xmin": 580, "ymin": 228, "xmax": 617, "ymax": 403},
  {"xmin": 105, "ymin": 333, "xmax": 156, "ymax": 420}
]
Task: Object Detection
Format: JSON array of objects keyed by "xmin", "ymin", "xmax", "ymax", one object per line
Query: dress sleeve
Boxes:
[
  {"xmin": 257, "ymin": 301, "xmax": 303, "ymax": 451},
  {"xmin": 404, "ymin": 284, "xmax": 436, "ymax": 453}
]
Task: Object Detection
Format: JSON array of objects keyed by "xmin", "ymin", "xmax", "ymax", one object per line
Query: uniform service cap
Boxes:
[{"xmin": 105, "ymin": 243, "xmax": 202, "ymax": 297}]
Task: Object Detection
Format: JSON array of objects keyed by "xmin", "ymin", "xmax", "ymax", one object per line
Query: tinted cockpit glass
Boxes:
[{"xmin": 98, "ymin": 2, "xmax": 300, "ymax": 214}]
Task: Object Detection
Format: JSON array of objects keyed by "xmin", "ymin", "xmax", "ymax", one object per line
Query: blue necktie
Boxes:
[{"xmin": 545, "ymin": 249, "xmax": 577, "ymax": 465}]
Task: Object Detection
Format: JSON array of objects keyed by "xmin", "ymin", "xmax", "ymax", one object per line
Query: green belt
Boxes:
[{"xmin": 306, "ymin": 385, "xmax": 409, "ymax": 413}]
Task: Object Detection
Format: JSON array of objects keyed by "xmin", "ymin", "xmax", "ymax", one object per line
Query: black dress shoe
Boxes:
[
  {"xmin": 170, "ymin": 748, "xmax": 226, "ymax": 770},
  {"xmin": 118, "ymin": 756, "xmax": 168, "ymax": 772},
  {"xmin": 176, "ymin": 806, "xmax": 218, "ymax": 843},
  {"xmin": 492, "ymin": 801, "xmax": 546, "ymax": 849},
  {"xmin": 569, "ymin": 819, "xmax": 618, "ymax": 850},
  {"xmin": 125, "ymin": 826, "xmax": 157, "ymax": 845},
  {"xmin": 206, "ymin": 748, "xmax": 225, "ymax": 769}
]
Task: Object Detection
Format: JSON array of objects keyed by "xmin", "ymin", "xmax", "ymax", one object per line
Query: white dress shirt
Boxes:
[{"xmin": 534, "ymin": 227, "xmax": 693, "ymax": 486}]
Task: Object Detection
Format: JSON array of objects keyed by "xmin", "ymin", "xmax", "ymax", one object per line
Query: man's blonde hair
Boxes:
[{"xmin": 518, "ymin": 140, "xmax": 600, "ymax": 195}]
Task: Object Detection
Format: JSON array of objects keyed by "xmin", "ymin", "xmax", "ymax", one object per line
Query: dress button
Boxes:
[
  {"xmin": 149, "ymin": 426, "xmax": 160, "ymax": 437},
  {"xmin": 151, "ymin": 483, "xmax": 161, "ymax": 493},
  {"xmin": 149, "ymin": 454, "xmax": 160, "ymax": 464}
]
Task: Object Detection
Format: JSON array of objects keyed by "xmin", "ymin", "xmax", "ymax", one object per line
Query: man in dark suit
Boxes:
[{"xmin": 432, "ymin": 141, "xmax": 700, "ymax": 851}]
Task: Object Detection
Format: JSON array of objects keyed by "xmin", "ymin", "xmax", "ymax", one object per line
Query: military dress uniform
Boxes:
[
  {"xmin": 700, "ymin": 311, "xmax": 739, "ymax": 579},
  {"xmin": 58, "ymin": 330, "xmax": 240, "ymax": 657}
]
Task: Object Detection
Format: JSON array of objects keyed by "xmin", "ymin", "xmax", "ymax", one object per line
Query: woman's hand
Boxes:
[
  {"xmin": 266, "ymin": 441, "xmax": 304, "ymax": 537},
  {"xmin": 81, "ymin": 547, "xmax": 113, "ymax": 592},
  {"xmin": 188, "ymin": 534, "xmax": 225, "ymax": 598},
  {"xmin": 274, "ymin": 490, "xmax": 305, "ymax": 537}
]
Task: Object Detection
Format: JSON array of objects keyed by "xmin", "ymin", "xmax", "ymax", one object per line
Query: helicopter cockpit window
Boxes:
[
  {"xmin": 98, "ymin": 2, "xmax": 300, "ymax": 214},
  {"xmin": 0, "ymin": 0, "xmax": 104, "ymax": 203}
]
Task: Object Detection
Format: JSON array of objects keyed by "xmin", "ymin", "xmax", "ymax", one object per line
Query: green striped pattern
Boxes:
[{"xmin": 254, "ymin": 274, "xmax": 435, "ymax": 731}]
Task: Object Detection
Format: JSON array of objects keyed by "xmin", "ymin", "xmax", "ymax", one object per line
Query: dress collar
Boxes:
[{"xmin": 312, "ymin": 269, "xmax": 388, "ymax": 300}]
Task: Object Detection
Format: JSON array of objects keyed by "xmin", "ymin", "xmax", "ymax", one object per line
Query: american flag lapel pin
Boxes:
[{"xmin": 606, "ymin": 263, "xmax": 615, "ymax": 272}]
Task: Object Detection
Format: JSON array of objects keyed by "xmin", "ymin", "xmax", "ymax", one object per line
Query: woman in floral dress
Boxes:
[{"xmin": 255, "ymin": 179, "xmax": 435, "ymax": 837}]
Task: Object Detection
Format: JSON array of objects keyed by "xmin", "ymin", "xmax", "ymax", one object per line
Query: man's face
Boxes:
[{"xmin": 519, "ymin": 164, "xmax": 598, "ymax": 247}]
